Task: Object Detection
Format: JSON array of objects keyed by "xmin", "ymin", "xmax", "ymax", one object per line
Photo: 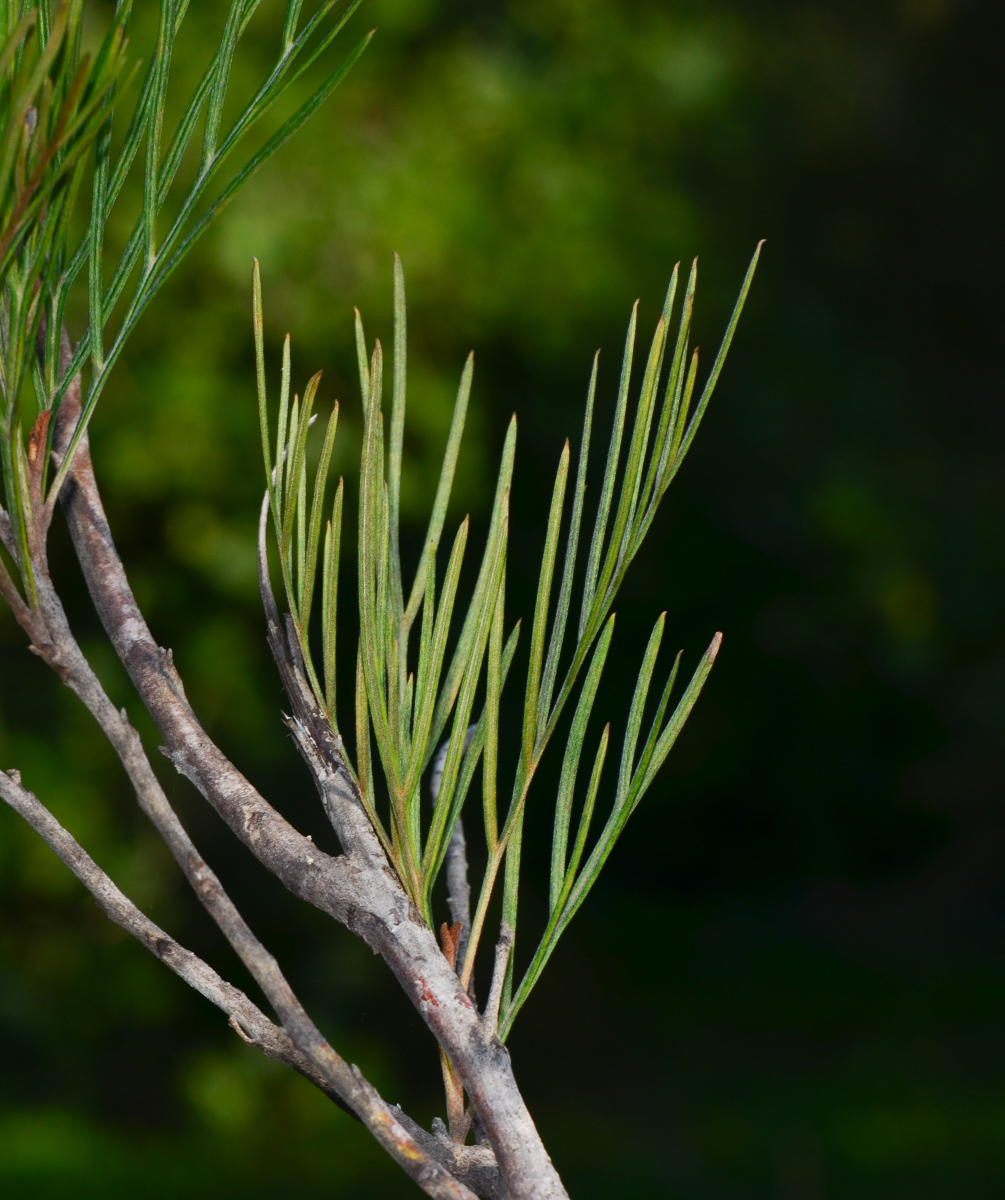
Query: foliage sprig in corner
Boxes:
[{"xmin": 0, "ymin": 0, "xmax": 370, "ymax": 610}]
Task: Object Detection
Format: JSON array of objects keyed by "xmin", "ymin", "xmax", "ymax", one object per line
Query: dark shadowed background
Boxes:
[{"xmin": 2, "ymin": 0, "xmax": 1004, "ymax": 1196}]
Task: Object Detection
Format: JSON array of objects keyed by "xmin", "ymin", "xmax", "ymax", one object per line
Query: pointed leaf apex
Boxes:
[{"xmin": 708, "ymin": 631, "xmax": 723, "ymax": 660}]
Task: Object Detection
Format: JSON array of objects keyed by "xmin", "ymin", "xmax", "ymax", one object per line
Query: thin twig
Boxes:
[
  {"xmin": 431, "ymin": 729, "xmax": 476, "ymax": 974},
  {"xmin": 483, "ymin": 924, "xmax": 514, "ymax": 1039}
]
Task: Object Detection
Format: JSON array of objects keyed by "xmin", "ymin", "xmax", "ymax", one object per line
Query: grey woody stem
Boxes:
[
  {"xmin": 431, "ymin": 731, "xmax": 475, "ymax": 976},
  {"xmin": 483, "ymin": 924, "xmax": 514, "ymax": 1039},
  {"xmin": 43, "ymin": 352, "xmax": 568, "ymax": 1197}
]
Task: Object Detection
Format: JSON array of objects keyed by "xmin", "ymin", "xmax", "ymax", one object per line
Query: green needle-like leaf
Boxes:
[
  {"xmin": 549, "ymin": 613, "xmax": 615, "ymax": 911},
  {"xmin": 671, "ymin": 242, "xmax": 763, "ymax": 471},
  {"xmin": 301, "ymin": 399, "xmax": 338, "ymax": 638},
  {"xmin": 404, "ymin": 351, "xmax": 473, "ymax": 631},
  {"xmin": 523, "ymin": 439, "xmax": 569, "ymax": 764},
  {"xmin": 537, "ymin": 353, "xmax": 596, "ymax": 728},
  {"xmin": 614, "ymin": 612, "xmax": 665, "ymax": 806},
  {"xmin": 321, "ymin": 477, "xmax": 344, "ymax": 727},
  {"xmin": 579, "ymin": 301, "xmax": 636, "ymax": 636},
  {"xmin": 426, "ymin": 415, "xmax": 515, "ymax": 763},
  {"xmin": 404, "ymin": 518, "xmax": 468, "ymax": 805},
  {"xmin": 388, "ymin": 253, "xmax": 406, "ymax": 624}
]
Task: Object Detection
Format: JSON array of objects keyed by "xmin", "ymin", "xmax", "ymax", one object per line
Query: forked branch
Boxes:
[{"xmin": 0, "ymin": 769, "xmax": 484, "ymax": 1200}]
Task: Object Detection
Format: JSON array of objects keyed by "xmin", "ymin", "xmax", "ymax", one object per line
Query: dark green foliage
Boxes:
[{"xmin": 256, "ymin": 244, "xmax": 757, "ymax": 1031}]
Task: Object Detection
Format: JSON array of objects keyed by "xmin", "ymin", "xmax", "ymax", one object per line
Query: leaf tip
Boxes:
[{"xmin": 708, "ymin": 631, "xmax": 723, "ymax": 660}]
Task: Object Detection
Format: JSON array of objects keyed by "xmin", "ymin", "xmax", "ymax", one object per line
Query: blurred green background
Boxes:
[{"xmin": 2, "ymin": 0, "xmax": 1005, "ymax": 1195}]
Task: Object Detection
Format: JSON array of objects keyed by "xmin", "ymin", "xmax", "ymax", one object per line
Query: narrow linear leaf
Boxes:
[
  {"xmin": 549, "ymin": 614, "xmax": 615, "ymax": 911},
  {"xmin": 538, "ymin": 353, "xmax": 596, "ymax": 727},
  {"xmin": 579, "ymin": 301, "xmax": 636, "ymax": 636},
  {"xmin": 523, "ymin": 439, "xmax": 569, "ymax": 764},
  {"xmin": 404, "ymin": 351, "xmax": 473, "ymax": 630}
]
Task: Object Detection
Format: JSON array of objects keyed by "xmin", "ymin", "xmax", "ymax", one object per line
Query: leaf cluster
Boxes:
[
  {"xmin": 0, "ymin": 0, "xmax": 128, "ymax": 598},
  {"xmin": 0, "ymin": 0, "xmax": 370, "ymax": 607},
  {"xmin": 256, "ymin": 244, "xmax": 761, "ymax": 1036}
]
